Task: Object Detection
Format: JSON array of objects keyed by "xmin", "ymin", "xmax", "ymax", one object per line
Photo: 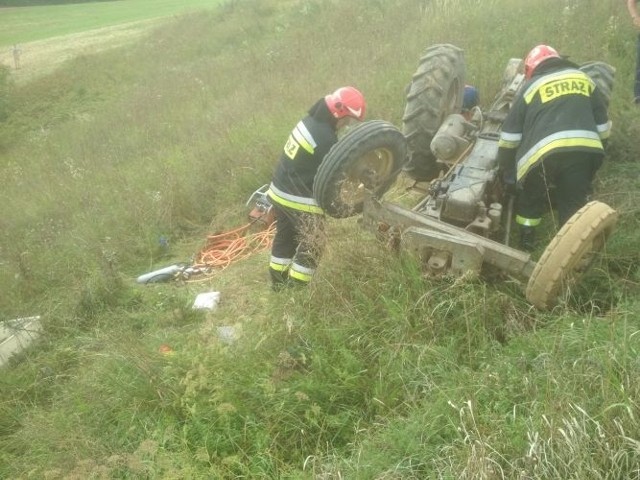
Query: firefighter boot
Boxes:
[{"xmin": 519, "ymin": 226, "xmax": 536, "ymax": 252}]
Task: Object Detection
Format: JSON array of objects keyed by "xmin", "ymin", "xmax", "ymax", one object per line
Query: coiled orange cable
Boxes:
[{"xmin": 192, "ymin": 220, "xmax": 276, "ymax": 271}]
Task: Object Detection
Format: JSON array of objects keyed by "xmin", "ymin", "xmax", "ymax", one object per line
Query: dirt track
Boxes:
[{"xmin": 0, "ymin": 19, "xmax": 158, "ymax": 84}]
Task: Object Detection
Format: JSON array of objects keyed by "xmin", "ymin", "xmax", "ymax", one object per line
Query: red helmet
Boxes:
[
  {"xmin": 325, "ymin": 86, "xmax": 366, "ymax": 121},
  {"xmin": 524, "ymin": 44, "xmax": 560, "ymax": 79}
]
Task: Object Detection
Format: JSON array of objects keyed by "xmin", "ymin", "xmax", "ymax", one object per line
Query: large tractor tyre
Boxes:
[
  {"xmin": 580, "ymin": 61, "xmax": 615, "ymax": 109},
  {"xmin": 313, "ymin": 120, "xmax": 407, "ymax": 219},
  {"xmin": 525, "ymin": 201, "xmax": 618, "ymax": 310},
  {"xmin": 402, "ymin": 44, "xmax": 465, "ymax": 182}
]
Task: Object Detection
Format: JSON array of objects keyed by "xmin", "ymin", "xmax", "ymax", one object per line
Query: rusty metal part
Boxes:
[{"xmin": 363, "ymin": 196, "xmax": 536, "ymax": 281}]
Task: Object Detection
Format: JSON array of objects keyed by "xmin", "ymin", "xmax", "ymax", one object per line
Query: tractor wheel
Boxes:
[
  {"xmin": 501, "ymin": 58, "xmax": 523, "ymax": 88},
  {"xmin": 580, "ymin": 61, "xmax": 615, "ymax": 108},
  {"xmin": 402, "ymin": 44, "xmax": 465, "ymax": 182},
  {"xmin": 525, "ymin": 201, "xmax": 618, "ymax": 310},
  {"xmin": 313, "ymin": 120, "xmax": 406, "ymax": 218}
]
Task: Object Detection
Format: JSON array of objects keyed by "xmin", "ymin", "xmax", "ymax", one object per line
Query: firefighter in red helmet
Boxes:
[
  {"xmin": 267, "ymin": 87, "xmax": 366, "ymax": 289},
  {"xmin": 497, "ymin": 45, "xmax": 611, "ymax": 251}
]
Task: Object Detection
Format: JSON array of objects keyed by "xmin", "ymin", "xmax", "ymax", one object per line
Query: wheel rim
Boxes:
[
  {"xmin": 568, "ymin": 229, "xmax": 611, "ymax": 279},
  {"xmin": 551, "ymin": 227, "xmax": 614, "ymax": 307},
  {"xmin": 526, "ymin": 201, "xmax": 618, "ymax": 310},
  {"xmin": 337, "ymin": 147, "xmax": 396, "ymax": 208}
]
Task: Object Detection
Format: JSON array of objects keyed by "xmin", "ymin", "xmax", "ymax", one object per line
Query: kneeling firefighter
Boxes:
[
  {"xmin": 267, "ymin": 87, "xmax": 366, "ymax": 289},
  {"xmin": 497, "ymin": 44, "xmax": 612, "ymax": 251}
]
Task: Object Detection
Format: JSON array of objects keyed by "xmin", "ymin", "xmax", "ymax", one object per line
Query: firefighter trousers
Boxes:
[
  {"xmin": 269, "ymin": 203, "xmax": 326, "ymax": 288},
  {"xmin": 516, "ymin": 151, "xmax": 603, "ymax": 228}
]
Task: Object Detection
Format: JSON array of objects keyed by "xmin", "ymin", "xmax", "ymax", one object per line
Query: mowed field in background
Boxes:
[
  {"xmin": 0, "ymin": 0, "xmax": 222, "ymax": 46},
  {"xmin": 0, "ymin": 0, "xmax": 224, "ymax": 82}
]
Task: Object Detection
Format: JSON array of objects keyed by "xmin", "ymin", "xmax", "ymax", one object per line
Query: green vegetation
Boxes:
[
  {"xmin": 0, "ymin": 0, "xmax": 224, "ymax": 46},
  {"xmin": 1, "ymin": 0, "xmax": 640, "ymax": 477}
]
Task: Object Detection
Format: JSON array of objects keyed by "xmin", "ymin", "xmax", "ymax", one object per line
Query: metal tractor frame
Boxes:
[{"xmin": 311, "ymin": 44, "xmax": 618, "ymax": 310}]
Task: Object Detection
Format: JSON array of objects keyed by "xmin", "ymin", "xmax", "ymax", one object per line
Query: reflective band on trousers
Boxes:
[
  {"xmin": 270, "ymin": 255, "xmax": 292, "ymax": 272},
  {"xmin": 267, "ymin": 183, "xmax": 324, "ymax": 214},
  {"xmin": 289, "ymin": 262, "xmax": 315, "ymax": 283},
  {"xmin": 516, "ymin": 129, "xmax": 603, "ymax": 180},
  {"xmin": 515, "ymin": 215, "xmax": 542, "ymax": 227}
]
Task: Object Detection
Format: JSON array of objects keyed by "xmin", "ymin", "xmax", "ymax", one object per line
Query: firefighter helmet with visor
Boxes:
[
  {"xmin": 524, "ymin": 44, "xmax": 560, "ymax": 79},
  {"xmin": 324, "ymin": 87, "xmax": 366, "ymax": 121}
]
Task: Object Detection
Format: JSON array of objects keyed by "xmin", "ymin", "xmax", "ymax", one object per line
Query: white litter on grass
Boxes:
[
  {"xmin": 0, "ymin": 316, "xmax": 42, "ymax": 367},
  {"xmin": 192, "ymin": 291, "xmax": 221, "ymax": 310},
  {"xmin": 192, "ymin": 293, "xmax": 237, "ymax": 343},
  {"xmin": 217, "ymin": 326, "xmax": 237, "ymax": 344}
]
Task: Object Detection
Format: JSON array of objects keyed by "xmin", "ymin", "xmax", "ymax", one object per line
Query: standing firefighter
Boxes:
[
  {"xmin": 497, "ymin": 45, "xmax": 612, "ymax": 251},
  {"xmin": 267, "ymin": 87, "xmax": 366, "ymax": 289}
]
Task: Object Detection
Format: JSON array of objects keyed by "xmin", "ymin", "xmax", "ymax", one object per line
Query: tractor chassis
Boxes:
[{"xmin": 361, "ymin": 195, "xmax": 536, "ymax": 282}]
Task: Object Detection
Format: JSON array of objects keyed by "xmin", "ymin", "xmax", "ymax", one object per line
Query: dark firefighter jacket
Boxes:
[
  {"xmin": 268, "ymin": 100, "xmax": 338, "ymax": 214},
  {"xmin": 497, "ymin": 57, "xmax": 611, "ymax": 182}
]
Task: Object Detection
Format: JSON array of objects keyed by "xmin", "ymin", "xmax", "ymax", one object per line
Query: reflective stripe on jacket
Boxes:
[
  {"xmin": 498, "ymin": 62, "xmax": 610, "ymax": 182},
  {"xmin": 269, "ymin": 113, "xmax": 337, "ymax": 213},
  {"xmin": 267, "ymin": 183, "xmax": 324, "ymax": 214}
]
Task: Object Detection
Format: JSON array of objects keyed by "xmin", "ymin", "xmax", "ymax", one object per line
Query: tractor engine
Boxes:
[
  {"xmin": 415, "ymin": 113, "xmax": 503, "ymax": 236},
  {"xmin": 413, "ymin": 61, "xmax": 526, "ymax": 237}
]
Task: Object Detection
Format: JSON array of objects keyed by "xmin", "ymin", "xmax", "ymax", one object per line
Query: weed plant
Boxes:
[{"xmin": 1, "ymin": 0, "xmax": 640, "ymax": 477}]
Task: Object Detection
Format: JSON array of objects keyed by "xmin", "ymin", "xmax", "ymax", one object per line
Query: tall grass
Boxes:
[{"xmin": 1, "ymin": 0, "xmax": 640, "ymax": 477}]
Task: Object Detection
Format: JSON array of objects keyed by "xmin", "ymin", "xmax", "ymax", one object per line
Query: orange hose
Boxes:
[{"xmin": 192, "ymin": 220, "xmax": 276, "ymax": 272}]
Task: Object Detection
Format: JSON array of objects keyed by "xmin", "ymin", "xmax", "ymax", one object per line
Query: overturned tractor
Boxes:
[{"xmin": 312, "ymin": 44, "xmax": 617, "ymax": 310}]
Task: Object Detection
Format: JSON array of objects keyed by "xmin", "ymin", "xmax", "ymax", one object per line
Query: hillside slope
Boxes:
[{"xmin": 1, "ymin": 0, "xmax": 640, "ymax": 477}]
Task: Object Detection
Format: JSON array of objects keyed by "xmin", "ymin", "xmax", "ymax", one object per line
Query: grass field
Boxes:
[
  {"xmin": 0, "ymin": 0, "xmax": 223, "ymax": 47},
  {"xmin": 1, "ymin": 0, "xmax": 640, "ymax": 477},
  {"xmin": 0, "ymin": 0, "xmax": 228, "ymax": 84}
]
